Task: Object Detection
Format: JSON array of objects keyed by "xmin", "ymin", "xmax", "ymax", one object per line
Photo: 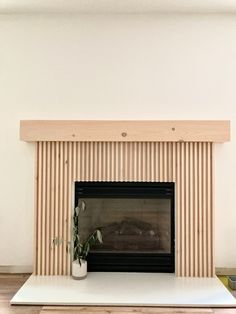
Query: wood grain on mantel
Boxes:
[{"xmin": 20, "ymin": 120, "xmax": 230, "ymax": 142}]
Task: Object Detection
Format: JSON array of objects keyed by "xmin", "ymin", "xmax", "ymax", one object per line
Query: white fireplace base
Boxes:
[{"xmin": 11, "ymin": 272, "xmax": 236, "ymax": 307}]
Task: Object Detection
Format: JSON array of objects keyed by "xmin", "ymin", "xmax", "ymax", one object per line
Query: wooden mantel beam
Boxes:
[{"xmin": 20, "ymin": 120, "xmax": 230, "ymax": 142}]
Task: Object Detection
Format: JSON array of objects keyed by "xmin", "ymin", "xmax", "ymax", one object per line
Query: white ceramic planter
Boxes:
[{"xmin": 72, "ymin": 260, "xmax": 87, "ymax": 280}]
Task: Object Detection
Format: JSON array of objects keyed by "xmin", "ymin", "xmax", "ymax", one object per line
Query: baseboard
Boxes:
[
  {"xmin": 216, "ymin": 267, "xmax": 236, "ymax": 276},
  {"xmin": 0, "ymin": 265, "xmax": 33, "ymax": 274},
  {"xmin": 0, "ymin": 265, "xmax": 235, "ymax": 276}
]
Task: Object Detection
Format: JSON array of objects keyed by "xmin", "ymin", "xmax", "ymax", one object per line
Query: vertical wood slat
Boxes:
[
  {"xmin": 198, "ymin": 143, "xmax": 203, "ymax": 277},
  {"xmin": 54, "ymin": 142, "xmax": 59, "ymax": 275},
  {"xmin": 175, "ymin": 143, "xmax": 180, "ymax": 276},
  {"xmin": 50, "ymin": 142, "xmax": 55, "ymax": 275},
  {"xmin": 46, "ymin": 142, "xmax": 50, "ymax": 275},
  {"xmin": 185, "ymin": 143, "xmax": 189, "ymax": 277},
  {"xmin": 41, "ymin": 142, "xmax": 47, "ymax": 275},
  {"xmin": 208, "ymin": 143, "xmax": 214, "ymax": 277},
  {"xmin": 35, "ymin": 141, "xmax": 214, "ymax": 277},
  {"xmin": 180, "ymin": 142, "xmax": 185, "ymax": 276},
  {"xmin": 34, "ymin": 142, "xmax": 40, "ymax": 274},
  {"xmin": 193, "ymin": 143, "xmax": 198, "ymax": 277},
  {"xmin": 59, "ymin": 143, "xmax": 63, "ymax": 275},
  {"xmin": 202, "ymin": 143, "xmax": 206, "ymax": 277},
  {"xmin": 67, "ymin": 142, "xmax": 72, "ymax": 275},
  {"xmin": 63, "ymin": 142, "xmax": 68, "ymax": 275},
  {"xmin": 189, "ymin": 142, "xmax": 194, "ymax": 277}
]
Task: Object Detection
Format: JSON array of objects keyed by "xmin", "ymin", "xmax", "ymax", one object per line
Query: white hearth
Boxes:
[{"xmin": 11, "ymin": 273, "xmax": 236, "ymax": 307}]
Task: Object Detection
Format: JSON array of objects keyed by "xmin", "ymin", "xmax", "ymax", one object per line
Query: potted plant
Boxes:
[
  {"xmin": 72, "ymin": 200, "xmax": 102, "ymax": 279},
  {"xmin": 53, "ymin": 200, "xmax": 102, "ymax": 280}
]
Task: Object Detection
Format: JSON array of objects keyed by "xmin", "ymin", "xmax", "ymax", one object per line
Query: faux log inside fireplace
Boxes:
[{"xmin": 75, "ymin": 182, "xmax": 175, "ymax": 272}]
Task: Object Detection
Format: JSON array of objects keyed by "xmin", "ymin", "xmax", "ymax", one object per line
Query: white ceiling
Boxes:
[{"xmin": 1, "ymin": 0, "xmax": 236, "ymax": 14}]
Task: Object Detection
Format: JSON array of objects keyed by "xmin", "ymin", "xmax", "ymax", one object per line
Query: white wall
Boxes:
[{"xmin": 0, "ymin": 14, "xmax": 235, "ymax": 269}]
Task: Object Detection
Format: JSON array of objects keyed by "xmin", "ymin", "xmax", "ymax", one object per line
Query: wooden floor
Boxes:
[
  {"xmin": 1, "ymin": 274, "xmax": 236, "ymax": 314},
  {"xmin": 0, "ymin": 274, "xmax": 41, "ymax": 314}
]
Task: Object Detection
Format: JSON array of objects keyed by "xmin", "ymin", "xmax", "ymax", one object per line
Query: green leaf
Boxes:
[
  {"xmin": 85, "ymin": 243, "xmax": 90, "ymax": 256},
  {"xmin": 72, "ymin": 200, "xmax": 104, "ymax": 262},
  {"xmin": 96, "ymin": 230, "xmax": 103, "ymax": 243},
  {"xmin": 52, "ymin": 237, "xmax": 64, "ymax": 246},
  {"xmin": 75, "ymin": 206, "xmax": 79, "ymax": 216},
  {"xmin": 79, "ymin": 200, "xmax": 86, "ymax": 212}
]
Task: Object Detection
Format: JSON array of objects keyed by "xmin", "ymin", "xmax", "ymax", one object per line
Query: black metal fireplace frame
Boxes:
[{"xmin": 74, "ymin": 182, "xmax": 175, "ymax": 273}]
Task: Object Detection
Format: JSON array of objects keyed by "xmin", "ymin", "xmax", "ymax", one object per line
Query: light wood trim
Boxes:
[
  {"xmin": 216, "ymin": 267, "xmax": 236, "ymax": 275},
  {"xmin": 40, "ymin": 306, "xmax": 216, "ymax": 314},
  {"xmin": 35, "ymin": 141, "xmax": 214, "ymax": 277},
  {"xmin": 20, "ymin": 120, "xmax": 230, "ymax": 142},
  {"xmin": 0, "ymin": 266, "xmax": 33, "ymax": 273}
]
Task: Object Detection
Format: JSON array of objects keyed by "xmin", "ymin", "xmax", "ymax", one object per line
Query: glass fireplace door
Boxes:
[{"xmin": 75, "ymin": 182, "xmax": 175, "ymax": 273}]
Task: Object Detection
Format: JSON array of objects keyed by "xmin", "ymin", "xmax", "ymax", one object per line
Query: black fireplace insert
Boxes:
[{"xmin": 74, "ymin": 182, "xmax": 175, "ymax": 273}]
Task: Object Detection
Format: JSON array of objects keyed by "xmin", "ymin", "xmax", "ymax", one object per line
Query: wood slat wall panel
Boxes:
[{"xmin": 35, "ymin": 142, "xmax": 214, "ymax": 277}]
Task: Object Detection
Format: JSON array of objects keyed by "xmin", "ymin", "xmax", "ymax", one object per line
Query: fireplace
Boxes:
[
  {"xmin": 20, "ymin": 120, "xmax": 230, "ymax": 277},
  {"xmin": 75, "ymin": 182, "xmax": 175, "ymax": 272}
]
